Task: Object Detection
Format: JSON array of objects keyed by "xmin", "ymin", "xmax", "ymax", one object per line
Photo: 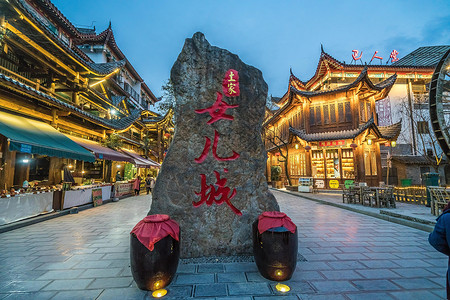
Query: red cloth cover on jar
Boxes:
[
  {"xmin": 257, "ymin": 211, "xmax": 296, "ymax": 234},
  {"xmin": 130, "ymin": 214, "xmax": 179, "ymax": 251}
]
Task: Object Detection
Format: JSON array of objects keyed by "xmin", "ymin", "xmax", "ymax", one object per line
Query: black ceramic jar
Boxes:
[
  {"xmin": 130, "ymin": 215, "xmax": 180, "ymax": 291},
  {"xmin": 252, "ymin": 212, "xmax": 298, "ymax": 281}
]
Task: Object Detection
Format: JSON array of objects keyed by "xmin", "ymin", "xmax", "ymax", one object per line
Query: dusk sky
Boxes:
[{"xmin": 53, "ymin": 0, "xmax": 449, "ymax": 100}]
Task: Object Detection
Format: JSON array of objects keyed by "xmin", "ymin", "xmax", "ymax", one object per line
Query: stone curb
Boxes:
[
  {"xmin": 272, "ymin": 188, "xmax": 435, "ymax": 233},
  {"xmin": 0, "ymin": 196, "xmax": 132, "ymax": 234}
]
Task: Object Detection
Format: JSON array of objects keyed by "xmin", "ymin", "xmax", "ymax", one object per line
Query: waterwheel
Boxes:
[{"xmin": 429, "ymin": 49, "xmax": 450, "ymax": 159}]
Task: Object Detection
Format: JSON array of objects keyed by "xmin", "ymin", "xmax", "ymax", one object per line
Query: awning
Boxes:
[
  {"xmin": 0, "ymin": 111, "xmax": 95, "ymax": 162},
  {"xmin": 120, "ymin": 148, "xmax": 161, "ymax": 168},
  {"xmin": 67, "ymin": 136, "xmax": 135, "ymax": 163}
]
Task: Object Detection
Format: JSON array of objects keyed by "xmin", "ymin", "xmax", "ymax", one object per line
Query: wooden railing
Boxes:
[
  {"xmin": 0, "ymin": 65, "xmax": 54, "ymax": 96},
  {"xmin": 393, "ymin": 186, "xmax": 427, "ymax": 205}
]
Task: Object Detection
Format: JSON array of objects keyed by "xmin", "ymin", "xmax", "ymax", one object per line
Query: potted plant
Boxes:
[{"xmin": 271, "ymin": 165, "xmax": 282, "ymax": 189}]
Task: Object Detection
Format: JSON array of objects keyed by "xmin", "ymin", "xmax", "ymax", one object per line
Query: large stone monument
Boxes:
[{"xmin": 149, "ymin": 32, "xmax": 279, "ymax": 258}]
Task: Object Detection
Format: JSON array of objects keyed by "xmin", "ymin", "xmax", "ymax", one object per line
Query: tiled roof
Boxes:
[
  {"xmin": 290, "ymin": 67, "xmax": 397, "ymax": 98},
  {"xmin": 391, "ymin": 155, "xmax": 430, "ymax": 165},
  {"xmin": 0, "ymin": 73, "xmax": 142, "ymax": 131},
  {"xmin": 31, "ymin": 0, "xmax": 96, "ymax": 38},
  {"xmin": 378, "ymin": 120, "xmax": 402, "ymax": 139},
  {"xmin": 14, "ymin": 0, "xmax": 122, "ymax": 76},
  {"xmin": 289, "ymin": 118, "xmax": 375, "ymax": 142},
  {"xmin": 86, "ymin": 60, "xmax": 126, "ymax": 76},
  {"xmin": 76, "ymin": 27, "xmax": 96, "ymax": 35},
  {"xmin": 73, "ymin": 26, "xmax": 145, "ymax": 84},
  {"xmin": 392, "ymin": 46, "xmax": 450, "ymax": 67},
  {"xmin": 111, "ymin": 95, "xmax": 126, "ymax": 107}
]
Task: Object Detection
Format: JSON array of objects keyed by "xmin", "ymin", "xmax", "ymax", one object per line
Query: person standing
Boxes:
[
  {"xmin": 150, "ymin": 176, "xmax": 156, "ymax": 193},
  {"xmin": 133, "ymin": 175, "xmax": 141, "ymax": 196},
  {"xmin": 429, "ymin": 203, "xmax": 450, "ymax": 299},
  {"xmin": 145, "ymin": 174, "xmax": 152, "ymax": 195}
]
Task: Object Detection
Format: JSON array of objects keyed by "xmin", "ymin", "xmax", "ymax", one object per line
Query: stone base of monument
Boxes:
[
  {"xmin": 252, "ymin": 212, "xmax": 298, "ymax": 281},
  {"xmin": 130, "ymin": 215, "xmax": 180, "ymax": 291}
]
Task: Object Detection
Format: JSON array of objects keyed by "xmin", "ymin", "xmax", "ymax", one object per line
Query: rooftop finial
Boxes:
[
  {"xmin": 320, "ymin": 44, "xmax": 324, "ymax": 53},
  {"xmin": 108, "ymin": 21, "xmax": 112, "ymax": 29}
]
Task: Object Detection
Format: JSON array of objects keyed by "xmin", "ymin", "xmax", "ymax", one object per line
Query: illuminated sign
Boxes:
[
  {"xmin": 318, "ymin": 140, "xmax": 345, "ymax": 147},
  {"xmin": 351, "ymin": 49, "xmax": 399, "ymax": 65}
]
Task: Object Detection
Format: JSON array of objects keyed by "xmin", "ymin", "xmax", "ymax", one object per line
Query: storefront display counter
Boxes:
[
  {"xmin": 62, "ymin": 184, "xmax": 112, "ymax": 209},
  {"xmin": 0, "ymin": 191, "xmax": 54, "ymax": 225}
]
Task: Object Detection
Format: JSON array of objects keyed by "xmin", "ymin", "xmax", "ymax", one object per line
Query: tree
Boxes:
[
  {"xmin": 102, "ymin": 133, "xmax": 123, "ymax": 150},
  {"xmin": 265, "ymin": 126, "xmax": 292, "ymax": 185},
  {"xmin": 397, "ymin": 96, "xmax": 443, "ymax": 172},
  {"xmin": 155, "ymin": 79, "xmax": 175, "ymax": 114}
]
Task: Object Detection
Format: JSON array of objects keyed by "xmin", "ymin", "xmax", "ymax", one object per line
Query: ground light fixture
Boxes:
[
  {"xmin": 275, "ymin": 283, "xmax": 290, "ymax": 293},
  {"xmin": 22, "ymin": 159, "xmax": 29, "ymax": 163},
  {"xmin": 151, "ymin": 289, "xmax": 167, "ymax": 298}
]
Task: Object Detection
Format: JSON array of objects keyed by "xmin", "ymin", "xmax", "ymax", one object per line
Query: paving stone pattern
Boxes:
[{"xmin": 0, "ymin": 191, "xmax": 447, "ymax": 299}]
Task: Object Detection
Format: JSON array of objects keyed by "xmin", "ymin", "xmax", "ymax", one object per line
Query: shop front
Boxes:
[
  {"xmin": 0, "ymin": 111, "xmax": 96, "ymax": 224},
  {"xmin": 309, "ymin": 141, "xmax": 356, "ymax": 189}
]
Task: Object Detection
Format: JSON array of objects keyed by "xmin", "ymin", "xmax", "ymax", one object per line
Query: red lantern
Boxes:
[
  {"xmin": 275, "ymin": 152, "xmax": 281, "ymax": 156},
  {"xmin": 304, "ymin": 145, "xmax": 311, "ymax": 152},
  {"xmin": 350, "ymin": 143, "xmax": 357, "ymax": 149},
  {"xmin": 164, "ymin": 133, "xmax": 171, "ymax": 139}
]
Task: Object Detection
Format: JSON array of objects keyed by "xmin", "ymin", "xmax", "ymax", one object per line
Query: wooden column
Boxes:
[
  {"xmin": 305, "ymin": 150, "xmax": 312, "ymax": 177},
  {"xmin": 370, "ymin": 96, "xmax": 377, "ymax": 125},
  {"xmin": 0, "ymin": 137, "xmax": 15, "ymax": 190},
  {"xmin": 48, "ymin": 157, "xmax": 63, "ymax": 185},
  {"xmin": 157, "ymin": 125, "xmax": 162, "ymax": 163}
]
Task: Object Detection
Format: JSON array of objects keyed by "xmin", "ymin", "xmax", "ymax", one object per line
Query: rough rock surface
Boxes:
[{"xmin": 149, "ymin": 32, "xmax": 279, "ymax": 258}]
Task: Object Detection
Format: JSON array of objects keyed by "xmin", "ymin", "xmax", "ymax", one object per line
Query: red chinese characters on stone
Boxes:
[
  {"xmin": 193, "ymin": 89, "xmax": 241, "ymax": 215},
  {"xmin": 222, "ymin": 69, "xmax": 240, "ymax": 97},
  {"xmin": 195, "ymin": 130, "xmax": 240, "ymax": 163},
  {"xmin": 195, "ymin": 92, "xmax": 238, "ymax": 124},
  {"xmin": 193, "ymin": 169, "xmax": 242, "ymax": 216}
]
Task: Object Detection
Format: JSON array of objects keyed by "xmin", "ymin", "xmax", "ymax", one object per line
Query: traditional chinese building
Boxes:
[
  {"xmin": 264, "ymin": 67, "xmax": 401, "ymax": 188},
  {"xmin": 265, "ymin": 45, "xmax": 450, "ymax": 187},
  {"xmin": 0, "ymin": 0, "xmax": 173, "ymax": 189}
]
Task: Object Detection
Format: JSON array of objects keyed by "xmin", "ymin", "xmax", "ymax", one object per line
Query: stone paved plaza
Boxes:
[{"xmin": 0, "ymin": 190, "xmax": 447, "ymax": 299}]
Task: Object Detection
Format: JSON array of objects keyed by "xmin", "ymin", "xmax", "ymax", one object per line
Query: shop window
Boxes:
[
  {"xmin": 417, "ymin": 121, "xmax": 429, "ymax": 134},
  {"xmin": 364, "ymin": 148, "xmax": 377, "ymax": 176},
  {"xmin": 309, "ymin": 107, "xmax": 315, "ymax": 125},
  {"xmin": 288, "ymin": 152, "xmax": 306, "ymax": 176},
  {"xmin": 338, "ymin": 103, "xmax": 344, "ymax": 123},
  {"xmin": 315, "ymin": 106, "xmax": 322, "ymax": 125},
  {"xmin": 326, "ymin": 149, "xmax": 340, "ymax": 178},
  {"xmin": 311, "ymin": 150, "xmax": 324, "ymax": 178},
  {"xmin": 366, "ymin": 102, "xmax": 372, "ymax": 119},
  {"xmin": 345, "ymin": 101, "xmax": 352, "ymax": 122},
  {"xmin": 360, "ymin": 102, "xmax": 366, "ymax": 122},
  {"xmin": 323, "ymin": 105, "xmax": 329, "ymax": 124},
  {"xmin": 342, "ymin": 148, "xmax": 355, "ymax": 178}
]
